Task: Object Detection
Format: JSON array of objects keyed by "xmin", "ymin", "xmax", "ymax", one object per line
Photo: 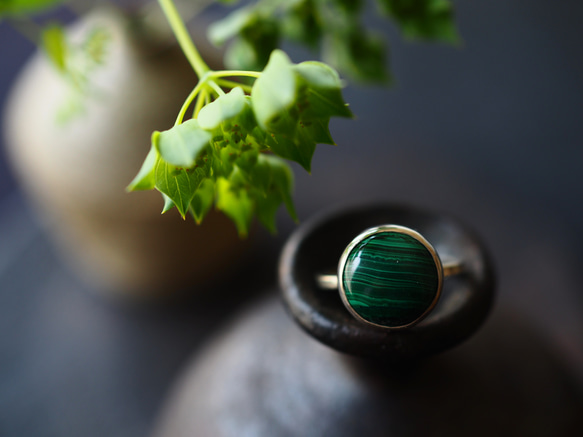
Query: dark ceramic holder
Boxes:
[{"xmin": 279, "ymin": 203, "xmax": 496, "ymax": 360}]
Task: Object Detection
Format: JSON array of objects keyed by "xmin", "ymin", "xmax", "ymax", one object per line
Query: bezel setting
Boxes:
[{"xmin": 337, "ymin": 225, "xmax": 444, "ymax": 330}]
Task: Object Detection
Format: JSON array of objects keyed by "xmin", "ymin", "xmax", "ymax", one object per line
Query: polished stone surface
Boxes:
[
  {"xmin": 342, "ymin": 231, "xmax": 439, "ymax": 327},
  {"xmin": 155, "ymin": 298, "xmax": 583, "ymax": 437}
]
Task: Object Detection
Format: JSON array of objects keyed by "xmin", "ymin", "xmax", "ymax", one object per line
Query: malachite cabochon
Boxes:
[{"xmin": 342, "ymin": 230, "xmax": 440, "ymax": 328}]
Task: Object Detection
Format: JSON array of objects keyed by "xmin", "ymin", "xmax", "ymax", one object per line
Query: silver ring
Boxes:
[{"xmin": 316, "ymin": 225, "xmax": 463, "ymax": 329}]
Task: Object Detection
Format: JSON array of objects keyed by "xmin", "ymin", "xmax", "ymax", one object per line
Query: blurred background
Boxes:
[{"xmin": 1, "ymin": 0, "xmax": 582, "ymax": 436}]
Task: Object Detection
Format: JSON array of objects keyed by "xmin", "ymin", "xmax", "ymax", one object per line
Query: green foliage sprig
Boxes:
[
  {"xmin": 2, "ymin": 0, "xmax": 111, "ymax": 121},
  {"xmin": 3, "ymin": 0, "xmax": 459, "ymax": 237},
  {"xmin": 0, "ymin": 0, "xmax": 62, "ymax": 16},
  {"xmin": 209, "ymin": 0, "xmax": 459, "ymax": 83},
  {"xmin": 128, "ymin": 0, "xmax": 353, "ymax": 237},
  {"xmin": 44, "ymin": 24, "xmax": 110, "ymax": 121}
]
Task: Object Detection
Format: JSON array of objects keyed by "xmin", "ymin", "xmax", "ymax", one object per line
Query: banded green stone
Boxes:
[{"xmin": 341, "ymin": 230, "xmax": 440, "ymax": 328}]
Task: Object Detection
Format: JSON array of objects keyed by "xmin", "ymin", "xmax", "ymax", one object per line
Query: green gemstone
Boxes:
[{"xmin": 341, "ymin": 230, "xmax": 440, "ymax": 328}]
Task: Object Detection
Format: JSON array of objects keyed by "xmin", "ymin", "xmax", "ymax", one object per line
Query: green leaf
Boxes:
[
  {"xmin": 334, "ymin": 0, "xmax": 365, "ymax": 14},
  {"xmin": 251, "ymin": 50, "xmax": 297, "ymax": 132},
  {"xmin": 127, "ymin": 145, "xmax": 158, "ymax": 191},
  {"xmin": 154, "ymin": 120, "xmax": 212, "ymax": 168},
  {"xmin": 209, "ymin": 5, "xmax": 280, "ymax": 71},
  {"xmin": 248, "ymin": 154, "xmax": 297, "ymax": 232},
  {"xmin": 233, "ymin": 146, "xmax": 259, "ymax": 172},
  {"xmin": 0, "ymin": 0, "xmax": 64, "ymax": 16},
  {"xmin": 323, "ymin": 29, "xmax": 390, "ymax": 83},
  {"xmin": 216, "ymin": 176, "xmax": 254, "ymax": 237},
  {"xmin": 224, "ymin": 37, "xmax": 278, "ymax": 73},
  {"xmin": 161, "ymin": 193, "xmax": 175, "ymax": 214},
  {"xmin": 265, "ymin": 131, "xmax": 316, "ymax": 173},
  {"xmin": 223, "ymin": 39, "xmax": 258, "ymax": 72},
  {"xmin": 233, "ymin": 96, "xmax": 258, "ymax": 133},
  {"xmin": 377, "ymin": 0, "xmax": 460, "ymax": 43},
  {"xmin": 41, "ymin": 24, "xmax": 67, "ymax": 72},
  {"xmin": 255, "ymin": 192, "xmax": 280, "ymax": 234},
  {"xmin": 295, "ymin": 61, "xmax": 353, "ymax": 119},
  {"xmin": 280, "ymin": 0, "xmax": 322, "ymax": 49},
  {"xmin": 190, "ymin": 178, "xmax": 215, "ymax": 223},
  {"xmin": 236, "ymin": 151, "xmax": 271, "ymax": 192},
  {"xmin": 198, "ymin": 87, "xmax": 246, "ymax": 130},
  {"xmin": 235, "ymin": 16, "xmax": 280, "ymax": 71},
  {"xmin": 245, "ymin": 52, "xmax": 352, "ymax": 172},
  {"xmin": 208, "ymin": 6, "xmax": 255, "ymax": 46},
  {"xmin": 155, "ymin": 157, "xmax": 212, "ymax": 218},
  {"xmin": 314, "ymin": 0, "xmax": 359, "ymax": 34},
  {"xmin": 301, "ymin": 119, "xmax": 335, "ymax": 145},
  {"xmin": 83, "ymin": 27, "xmax": 110, "ymax": 64},
  {"xmin": 262, "ymin": 154, "xmax": 297, "ymax": 222},
  {"xmin": 294, "ymin": 61, "xmax": 343, "ymax": 89}
]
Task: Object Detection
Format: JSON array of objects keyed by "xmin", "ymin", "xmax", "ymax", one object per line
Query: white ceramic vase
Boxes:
[{"xmin": 3, "ymin": 8, "xmax": 248, "ymax": 297}]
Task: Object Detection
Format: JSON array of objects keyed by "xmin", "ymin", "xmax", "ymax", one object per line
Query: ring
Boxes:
[{"xmin": 316, "ymin": 225, "xmax": 463, "ymax": 329}]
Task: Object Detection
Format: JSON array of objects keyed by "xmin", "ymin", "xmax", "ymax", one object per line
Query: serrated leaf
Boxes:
[
  {"xmin": 208, "ymin": 6, "xmax": 255, "ymax": 46},
  {"xmin": 295, "ymin": 61, "xmax": 353, "ymax": 119},
  {"xmin": 127, "ymin": 145, "xmax": 158, "ymax": 191},
  {"xmin": 323, "ymin": 30, "xmax": 390, "ymax": 83},
  {"xmin": 301, "ymin": 119, "xmax": 335, "ymax": 145},
  {"xmin": 334, "ymin": 0, "xmax": 365, "ymax": 13},
  {"xmin": 155, "ymin": 120, "xmax": 212, "ymax": 168},
  {"xmin": 255, "ymin": 192, "xmax": 280, "ymax": 234},
  {"xmin": 41, "ymin": 24, "xmax": 67, "ymax": 71},
  {"xmin": 190, "ymin": 178, "xmax": 215, "ymax": 223},
  {"xmin": 216, "ymin": 176, "xmax": 254, "ymax": 237},
  {"xmin": 198, "ymin": 87, "xmax": 246, "ymax": 130},
  {"xmin": 161, "ymin": 193, "xmax": 175, "ymax": 214},
  {"xmin": 250, "ymin": 154, "xmax": 297, "ymax": 232},
  {"xmin": 251, "ymin": 50, "xmax": 297, "ymax": 131},
  {"xmin": 266, "ymin": 131, "xmax": 316, "ymax": 173},
  {"xmin": 280, "ymin": 0, "xmax": 322, "ymax": 49},
  {"xmin": 246, "ymin": 53, "xmax": 350, "ymax": 173},
  {"xmin": 234, "ymin": 147, "xmax": 259, "ymax": 173},
  {"xmin": 223, "ymin": 39, "xmax": 259, "ymax": 72},
  {"xmin": 155, "ymin": 158, "xmax": 211, "ymax": 218},
  {"xmin": 209, "ymin": 5, "xmax": 279, "ymax": 69},
  {"xmin": 261, "ymin": 154, "xmax": 297, "ymax": 222},
  {"xmin": 295, "ymin": 61, "xmax": 343, "ymax": 88},
  {"xmin": 378, "ymin": 0, "xmax": 460, "ymax": 43},
  {"xmin": 238, "ymin": 15, "xmax": 280, "ymax": 71},
  {"xmin": 210, "ymin": 139, "xmax": 237, "ymax": 180},
  {"xmin": 234, "ymin": 96, "xmax": 258, "ymax": 133},
  {"xmin": 236, "ymin": 152, "xmax": 271, "ymax": 193},
  {"xmin": 314, "ymin": 0, "xmax": 357, "ymax": 34}
]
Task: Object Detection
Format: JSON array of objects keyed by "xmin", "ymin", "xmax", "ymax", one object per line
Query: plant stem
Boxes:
[
  {"xmin": 158, "ymin": 0, "xmax": 210, "ymax": 78},
  {"xmin": 208, "ymin": 81, "xmax": 226, "ymax": 96},
  {"xmin": 193, "ymin": 89, "xmax": 207, "ymax": 118},
  {"xmin": 211, "ymin": 70, "xmax": 262, "ymax": 79},
  {"xmin": 175, "ymin": 78, "xmax": 206, "ymax": 125},
  {"xmin": 216, "ymin": 79, "xmax": 253, "ymax": 93}
]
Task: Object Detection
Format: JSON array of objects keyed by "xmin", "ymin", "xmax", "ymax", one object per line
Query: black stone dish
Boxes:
[
  {"xmin": 279, "ymin": 203, "xmax": 496, "ymax": 360},
  {"xmin": 154, "ymin": 205, "xmax": 583, "ymax": 437}
]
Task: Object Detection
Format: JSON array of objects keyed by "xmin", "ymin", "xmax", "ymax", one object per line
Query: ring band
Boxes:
[
  {"xmin": 316, "ymin": 225, "xmax": 463, "ymax": 330},
  {"xmin": 316, "ymin": 260, "xmax": 462, "ymax": 289}
]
